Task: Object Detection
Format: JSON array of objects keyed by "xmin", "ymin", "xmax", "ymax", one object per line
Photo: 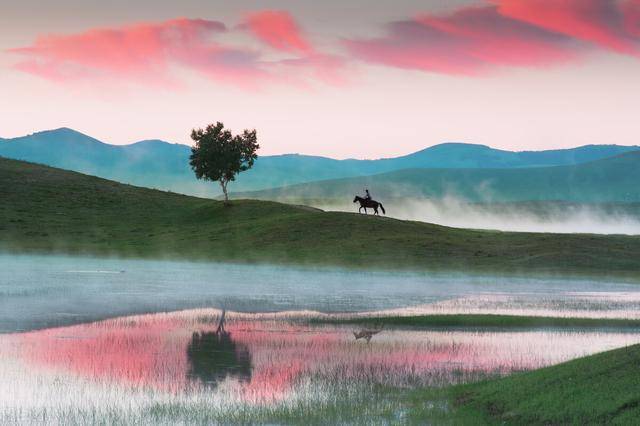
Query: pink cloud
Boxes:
[
  {"xmin": 623, "ymin": 0, "xmax": 640, "ymax": 37},
  {"xmin": 277, "ymin": 54, "xmax": 350, "ymax": 86},
  {"xmin": 417, "ymin": 6, "xmax": 579, "ymax": 67},
  {"xmin": 345, "ymin": 1, "xmax": 640, "ymax": 76},
  {"xmin": 15, "ymin": 4, "xmax": 636, "ymax": 86},
  {"xmin": 344, "ymin": 6, "xmax": 578, "ymax": 76},
  {"xmin": 497, "ymin": 0, "xmax": 640, "ymax": 55},
  {"xmin": 344, "ymin": 21, "xmax": 480, "ymax": 76},
  {"xmin": 8, "ymin": 18, "xmax": 272, "ymax": 88},
  {"xmin": 240, "ymin": 11, "xmax": 350, "ymax": 86},
  {"xmin": 9, "ymin": 15, "xmax": 349, "ymax": 89},
  {"xmin": 243, "ymin": 10, "xmax": 313, "ymax": 54}
]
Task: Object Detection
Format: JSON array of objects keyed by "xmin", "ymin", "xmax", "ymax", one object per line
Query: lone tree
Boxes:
[{"xmin": 189, "ymin": 122, "xmax": 259, "ymax": 204}]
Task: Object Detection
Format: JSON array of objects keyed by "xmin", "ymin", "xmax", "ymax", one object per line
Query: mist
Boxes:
[
  {"xmin": 318, "ymin": 196, "xmax": 640, "ymax": 235},
  {"xmin": 3, "ymin": 253, "xmax": 640, "ymax": 333}
]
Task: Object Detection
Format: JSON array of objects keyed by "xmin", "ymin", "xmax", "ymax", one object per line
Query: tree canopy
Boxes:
[{"xmin": 189, "ymin": 122, "xmax": 259, "ymax": 203}]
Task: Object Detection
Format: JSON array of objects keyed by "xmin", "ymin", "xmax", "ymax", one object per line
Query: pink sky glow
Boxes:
[{"xmin": 1, "ymin": 0, "xmax": 639, "ymax": 158}]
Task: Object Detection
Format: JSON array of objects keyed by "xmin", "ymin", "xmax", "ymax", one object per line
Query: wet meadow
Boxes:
[{"xmin": 2, "ymin": 254, "xmax": 640, "ymax": 424}]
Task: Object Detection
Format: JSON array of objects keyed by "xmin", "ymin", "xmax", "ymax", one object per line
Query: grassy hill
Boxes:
[
  {"xmin": 237, "ymin": 151, "xmax": 640, "ymax": 204},
  {"xmin": 2, "ymin": 128, "xmax": 638, "ymax": 198},
  {"xmin": 444, "ymin": 343, "xmax": 640, "ymax": 424},
  {"xmin": 2, "ymin": 157, "xmax": 640, "ymax": 278}
]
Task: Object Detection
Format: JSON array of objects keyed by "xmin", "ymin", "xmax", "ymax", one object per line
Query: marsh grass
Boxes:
[
  {"xmin": 1, "ymin": 308, "xmax": 640, "ymax": 424},
  {"xmin": 323, "ymin": 314, "xmax": 640, "ymax": 330},
  {"xmin": 353, "ymin": 292, "xmax": 640, "ymax": 319}
]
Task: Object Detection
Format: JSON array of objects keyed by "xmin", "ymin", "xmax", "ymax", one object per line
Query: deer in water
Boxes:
[{"xmin": 353, "ymin": 325, "xmax": 383, "ymax": 343}]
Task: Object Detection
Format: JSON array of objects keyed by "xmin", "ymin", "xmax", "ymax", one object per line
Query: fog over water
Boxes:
[{"xmin": 2, "ymin": 254, "xmax": 639, "ymax": 333}]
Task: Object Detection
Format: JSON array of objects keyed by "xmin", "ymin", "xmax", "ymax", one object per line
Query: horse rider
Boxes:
[{"xmin": 364, "ymin": 189, "xmax": 372, "ymax": 201}]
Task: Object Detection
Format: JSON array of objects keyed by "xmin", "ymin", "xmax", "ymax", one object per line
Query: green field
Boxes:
[
  {"xmin": 443, "ymin": 343, "xmax": 640, "ymax": 424},
  {"xmin": 2, "ymin": 157, "xmax": 640, "ymax": 278}
]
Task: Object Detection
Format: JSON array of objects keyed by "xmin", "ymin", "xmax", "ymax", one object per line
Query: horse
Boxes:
[{"xmin": 353, "ymin": 196, "xmax": 386, "ymax": 215}]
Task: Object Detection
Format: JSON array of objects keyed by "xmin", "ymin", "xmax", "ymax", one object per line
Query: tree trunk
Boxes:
[
  {"xmin": 215, "ymin": 309, "xmax": 226, "ymax": 334},
  {"xmin": 220, "ymin": 180, "xmax": 229, "ymax": 205}
]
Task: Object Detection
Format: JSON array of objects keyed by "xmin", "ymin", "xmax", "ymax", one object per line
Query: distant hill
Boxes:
[
  {"xmin": 238, "ymin": 152, "xmax": 640, "ymax": 203},
  {"xmin": 0, "ymin": 128, "xmax": 200, "ymax": 193},
  {"xmin": 360, "ymin": 142, "xmax": 640, "ymax": 169},
  {"xmin": 2, "ymin": 157, "xmax": 640, "ymax": 277},
  {"xmin": 1, "ymin": 128, "xmax": 637, "ymax": 197}
]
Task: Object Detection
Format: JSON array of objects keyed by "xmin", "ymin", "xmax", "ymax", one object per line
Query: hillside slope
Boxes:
[
  {"xmin": 1, "ymin": 128, "xmax": 637, "ymax": 197},
  {"xmin": 2, "ymin": 158, "xmax": 640, "ymax": 277},
  {"xmin": 448, "ymin": 343, "xmax": 640, "ymax": 424},
  {"xmin": 239, "ymin": 151, "xmax": 640, "ymax": 203}
]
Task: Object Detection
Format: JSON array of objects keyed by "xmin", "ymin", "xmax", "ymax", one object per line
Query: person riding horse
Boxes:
[{"xmin": 353, "ymin": 189, "xmax": 385, "ymax": 215}]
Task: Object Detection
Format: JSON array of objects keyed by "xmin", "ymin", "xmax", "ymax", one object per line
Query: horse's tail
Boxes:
[{"xmin": 379, "ymin": 203, "xmax": 385, "ymax": 215}]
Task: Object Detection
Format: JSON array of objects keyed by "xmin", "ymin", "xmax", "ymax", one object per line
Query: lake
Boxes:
[
  {"xmin": 2, "ymin": 253, "xmax": 640, "ymax": 333},
  {"xmin": 2, "ymin": 253, "xmax": 640, "ymax": 424}
]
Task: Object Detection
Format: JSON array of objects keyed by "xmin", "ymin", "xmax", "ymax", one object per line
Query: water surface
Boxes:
[{"xmin": 2, "ymin": 253, "xmax": 640, "ymax": 332}]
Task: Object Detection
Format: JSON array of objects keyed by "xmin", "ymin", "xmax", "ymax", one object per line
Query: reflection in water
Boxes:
[
  {"xmin": 186, "ymin": 331, "xmax": 251, "ymax": 388},
  {"xmin": 2, "ymin": 308, "xmax": 640, "ymax": 423}
]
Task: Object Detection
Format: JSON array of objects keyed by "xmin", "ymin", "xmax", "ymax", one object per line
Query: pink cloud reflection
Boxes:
[
  {"xmin": 17, "ymin": 316, "xmax": 190, "ymax": 392},
  {"xmin": 8, "ymin": 310, "xmax": 640, "ymax": 406}
]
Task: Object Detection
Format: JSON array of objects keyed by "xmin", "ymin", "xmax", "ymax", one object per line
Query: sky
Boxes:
[{"xmin": 1, "ymin": 0, "xmax": 639, "ymax": 158}]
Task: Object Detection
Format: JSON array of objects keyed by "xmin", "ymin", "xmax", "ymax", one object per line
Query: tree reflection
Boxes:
[{"xmin": 186, "ymin": 330, "xmax": 252, "ymax": 388}]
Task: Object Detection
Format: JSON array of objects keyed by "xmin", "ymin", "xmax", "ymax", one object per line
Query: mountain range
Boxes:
[
  {"xmin": 238, "ymin": 151, "xmax": 640, "ymax": 203},
  {"xmin": 1, "ymin": 127, "xmax": 638, "ymax": 199}
]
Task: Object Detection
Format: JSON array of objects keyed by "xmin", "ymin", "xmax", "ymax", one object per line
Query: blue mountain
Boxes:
[
  {"xmin": 1, "ymin": 127, "xmax": 637, "ymax": 197},
  {"xmin": 240, "ymin": 151, "xmax": 640, "ymax": 203}
]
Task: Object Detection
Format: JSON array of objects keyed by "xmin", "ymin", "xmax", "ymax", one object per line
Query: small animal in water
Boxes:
[{"xmin": 353, "ymin": 328, "xmax": 382, "ymax": 343}]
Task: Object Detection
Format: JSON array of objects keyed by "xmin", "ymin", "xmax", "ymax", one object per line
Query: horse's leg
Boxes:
[{"xmin": 374, "ymin": 207, "xmax": 379, "ymax": 215}]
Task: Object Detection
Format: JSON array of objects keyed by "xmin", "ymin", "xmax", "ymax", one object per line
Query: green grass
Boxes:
[
  {"xmin": 322, "ymin": 314, "xmax": 640, "ymax": 330},
  {"xmin": 442, "ymin": 343, "xmax": 640, "ymax": 425},
  {"xmin": 2, "ymin": 157, "xmax": 640, "ymax": 278}
]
